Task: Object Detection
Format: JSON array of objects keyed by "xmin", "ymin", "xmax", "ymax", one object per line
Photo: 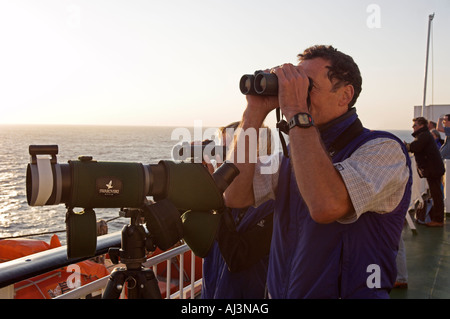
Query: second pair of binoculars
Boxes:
[{"xmin": 240, "ymin": 71, "xmax": 278, "ymax": 96}]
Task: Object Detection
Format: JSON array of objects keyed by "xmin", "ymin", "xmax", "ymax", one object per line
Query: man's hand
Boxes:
[{"xmin": 272, "ymin": 63, "xmax": 310, "ymax": 121}]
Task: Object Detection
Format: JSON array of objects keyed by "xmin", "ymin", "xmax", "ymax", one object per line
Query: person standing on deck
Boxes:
[
  {"xmin": 224, "ymin": 45, "xmax": 412, "ymax": 298},
  {"xmin": 405, "ymin": 117, "xmax": 445, "ymax": 227}
]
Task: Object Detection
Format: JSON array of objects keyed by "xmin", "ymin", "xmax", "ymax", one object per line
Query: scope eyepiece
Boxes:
[{"xmin": 212, "ymin": 161, "xmax": 240, "ymax": 194}]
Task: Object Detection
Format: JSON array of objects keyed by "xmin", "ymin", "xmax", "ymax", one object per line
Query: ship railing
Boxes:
[
  {"xmin": 409, "ymin": 155, "xmax": 427, "ymax": 210},
  {"xmin": 54, "ymin": 243, "xmax": 202, "ymax": 299},
  {"xmin": 404, "ymin": 156, "xmax": 425, "ymax": 232},
  {"xmin": 0, "ymin": 232, "xmax": 202, "ymax": 299},
  {"xmin": 407, "ymin": 157, "xmax": 450, "ymax": 231},
  {"xmin": 408, "ymin": 157, "xmax": 450, "ymax": 212}
]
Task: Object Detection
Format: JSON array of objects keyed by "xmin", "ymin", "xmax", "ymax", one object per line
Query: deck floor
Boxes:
[{"xmin": 390, "ymin": 216, "xmax": 450, "ymax": 299}]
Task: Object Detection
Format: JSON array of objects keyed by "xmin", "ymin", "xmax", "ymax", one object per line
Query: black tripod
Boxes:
[{"xmin": 102, "ymin": 208, "xmax": 162, "ymax": 299}]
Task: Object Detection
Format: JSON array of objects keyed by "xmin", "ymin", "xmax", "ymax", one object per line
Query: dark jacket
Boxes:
[
  {"xmin": 408, "ymin": 126, "xmax": 445, "ymax": 178},
  {"xmin": 201, "ymin": 200, "xmax": 274, "ymax": 299}
]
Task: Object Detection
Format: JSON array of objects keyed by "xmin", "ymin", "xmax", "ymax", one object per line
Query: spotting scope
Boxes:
[
  {"xmin": 26, "ymin": 144, "xmax": 238, "ymax": 211},
  {"xmin": 26, "ymin": 144, "xmax": 239, "ymax": 258}
]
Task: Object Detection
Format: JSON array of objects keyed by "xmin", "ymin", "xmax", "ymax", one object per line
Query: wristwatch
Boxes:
[{"xmin": 288, "ymin": 112, "xmax": 314, "ymax": 130}]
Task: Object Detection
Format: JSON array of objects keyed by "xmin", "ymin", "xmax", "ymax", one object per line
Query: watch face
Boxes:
[
  {"xmin": 289, "ymin": 113, "xmax": 313, "ymax": 129},
  {"xmin": 298, "ymin": 114, "xmax": 310, "ymax": 125}
]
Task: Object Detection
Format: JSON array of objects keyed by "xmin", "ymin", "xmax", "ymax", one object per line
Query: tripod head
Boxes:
[
  {"xmin": 108, "ymin": 198, "xmax": 183, "ymax": 270},
  {"xmin": 108, "ymin": 207, "xmax": 154, "ymax": 270},
  {"xmin": 104, "ymin": 206, "xmax": 166, "ymax": 299}
]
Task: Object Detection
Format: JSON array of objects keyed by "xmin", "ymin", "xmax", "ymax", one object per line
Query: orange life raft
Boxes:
[
  {"xmin": 0, "ymin": 235, "xmax": 109, "ymax": 299},
  {"xmin": 0, "ymin": 235, "xmax": 203, "ymax": 299}
]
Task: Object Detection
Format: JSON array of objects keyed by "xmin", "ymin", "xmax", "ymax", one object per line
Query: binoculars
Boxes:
[
  {"xmin": 239, "ymin": 71, "xmax": 278, "ymax": 96},
  {"xmin": 240, "ymin": 70, "xmax": 314, "ymax": 97}
]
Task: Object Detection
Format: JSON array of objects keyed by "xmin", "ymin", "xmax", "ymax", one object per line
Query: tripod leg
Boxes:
[
  {"xmin": 102, "ymin": 268, "xmax": 126, "ymax": 299},
  {"xmin": 133, "ymin": 269, "xmax": 162, "ymax": 299}
]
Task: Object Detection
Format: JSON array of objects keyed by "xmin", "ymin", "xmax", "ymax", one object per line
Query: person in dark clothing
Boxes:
[
  {"xmin": 437, "ymin": 114, "xmax": 450, "ymax": 159},
  {"xmin": 201, "ymin": 121, "xmax": 274, "ymax": 298},
  {"xmin": 405, "ymin": 117, "xmax": 445, "ymax": 227},
  {"xmin": 202, "ymin": 202, "xmax": 274, "ymax": 299}
]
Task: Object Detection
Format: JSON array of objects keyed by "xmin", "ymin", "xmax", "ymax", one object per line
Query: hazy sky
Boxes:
[{"xmin": 1, "ymin": 0, "xmax": 449, "ymax": 130}]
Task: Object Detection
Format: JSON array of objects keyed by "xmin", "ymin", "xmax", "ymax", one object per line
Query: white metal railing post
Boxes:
[
  {"xmin": 191, "ymin": 251, "xmax": 195, "ymax": 299},
  {"xmin": 179, "ymin": 253, "xmax": 184, "ymax": 299},
  {"xmin": 166, "ymin": 258, "xmax": 171, "ymax": 299}
]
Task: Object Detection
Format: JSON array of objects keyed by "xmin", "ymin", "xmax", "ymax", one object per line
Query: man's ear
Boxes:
[{"xmin": 338, "ymin": 85, "xmax": 354, "ymax": 108}]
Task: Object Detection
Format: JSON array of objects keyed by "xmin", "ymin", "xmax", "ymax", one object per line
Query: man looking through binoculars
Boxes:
[{"xmin": 224, "ymin": 45, "xmax": 412, "ymax": 298}]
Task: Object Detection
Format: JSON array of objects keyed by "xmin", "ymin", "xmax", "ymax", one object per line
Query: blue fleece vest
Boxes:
[
  {"xmin": 268, "ymin": 113, "xmax": 412, "ymax": 299},
  {"xmin": 202, "ymin": 200, "xmax": 274, "ymax": 299}
]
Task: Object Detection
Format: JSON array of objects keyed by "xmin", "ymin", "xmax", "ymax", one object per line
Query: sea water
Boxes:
[{"xmin": 0, "ymin": 124, "xmax": 413, "ymax": 244}]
